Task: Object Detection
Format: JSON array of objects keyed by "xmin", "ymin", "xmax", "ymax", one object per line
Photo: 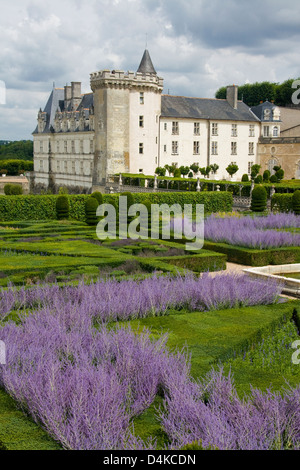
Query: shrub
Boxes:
[
  {"xmin": 4, "ymin": 184, "xmax": 12, "ymax": 195},
  {"xmin": 241, "ymin": 174, "xmax": 249, "ymax": 182},
  {"xmin": 254, "ymin": 175, "xmax": 263, "ymax": 184},
  {"xmin": 263, "ymin": 170, "xmax": 271, "ymax": 182},
  {"xmin": 10, "ymin": 185, "xmax": 23, "ymax": 195},
  {"xmin": 271, "ymin": 194, "xmax": 293, "ymax": 213},
  {"xmin": 292, "ymin": 190, "xmax": 300, "ymax": 215},
  {"xmin": 56, "ymin": 195, "xmax": 70, "ymax": 220},
  {"xmin": 270, "ymin": 174, "xmax": 278, "ymax": 183},
  {"xmin": 251, "ymin": 185, "xmax": 267, "ymax": 212},
  {"xmin": 173, "ymin": 168, "xmax": 181, "ymax": 178},
  {"xmin": 90, "ymin": 191, "xmax": 103, "ymax": 206},
  {"xmin": 85, "ymin": 196, "xmax": 99, "ymax": 225}
]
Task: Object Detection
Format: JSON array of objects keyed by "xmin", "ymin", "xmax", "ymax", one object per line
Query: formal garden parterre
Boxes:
[{"xmin": 0, "ymin": 189, "xmax": 300, "ymax": 450}]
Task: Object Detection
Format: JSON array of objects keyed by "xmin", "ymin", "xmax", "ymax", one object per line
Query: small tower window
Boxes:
[
  {"xmin": 139, "ymin": 143, "xmax": 144, "ymax": 154},
  {"xmin": 139, "ymin": 116, "xmax": 144, "ymax": 128},
  {"xmin": 140, "ymin": 93, "xmax": 144, "ymax": 105}
]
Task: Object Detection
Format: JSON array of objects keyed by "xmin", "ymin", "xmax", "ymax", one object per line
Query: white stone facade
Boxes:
[{"xmin": 33, "ymin": 51, "xmax": 273, "ymax": 190}]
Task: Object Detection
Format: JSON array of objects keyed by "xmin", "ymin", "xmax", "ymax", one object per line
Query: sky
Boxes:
[{"xmin": 1, "ymin": 0, "xmax": 300, "ymax": 141}]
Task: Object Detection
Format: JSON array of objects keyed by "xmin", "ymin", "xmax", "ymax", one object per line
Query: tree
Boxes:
[
  {"xmin": 199, "ymin": 166, "xmax": 211, "ymax": 178},
  {"xmin": 226, "ymin": 164, "xmax": 239, "ymax": 178},
  {"xmin": 155, "ymin": 166, "xmax": 166, "ymax": 177},
  {"xmin": 190, "ymin": 163, "xmax": 199, "ymax": 175},
  {"xmin": 273, "ymin": 165, "xmax": 284, "ymax": 182},
  {"xmin": 250, "ymin": 164, "xmax": 261, "ymax": 180},
  {"xmin": 179, "ymin": 165, "xmax": 190, "ymax": 177},
  {"xmin": 210, "ymin": 164, "xmax": 219, "ymax": 175}
]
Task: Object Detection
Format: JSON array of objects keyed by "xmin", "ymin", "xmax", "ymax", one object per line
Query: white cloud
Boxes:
[{"xmin": 0, "ymin": 0, "xmax": 299, "ymax": 140}]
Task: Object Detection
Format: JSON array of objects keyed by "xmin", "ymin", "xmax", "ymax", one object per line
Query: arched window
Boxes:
[
  {"xmin": 268, "ymin": 158, "xmax": 278, "ymax": 175},
  {"xmin": 273, "ymin": 126, "xmax": 279, "ymax": 137}
]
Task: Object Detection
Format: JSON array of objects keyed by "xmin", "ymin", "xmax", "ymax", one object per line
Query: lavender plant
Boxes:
[{"xmin": 0, "ymin": 272, "xmax": 282, "ymax": 322}]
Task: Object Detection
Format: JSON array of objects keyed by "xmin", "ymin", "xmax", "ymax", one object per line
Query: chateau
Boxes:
[{"xmin": 33, "ymin": 50, "xmax": 288, "ymax": 191}]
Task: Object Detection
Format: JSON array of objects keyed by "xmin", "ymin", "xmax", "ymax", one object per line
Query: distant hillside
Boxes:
[{"xmin": 0, "ymin": 140, "xmax": 33, "ymax": 161}]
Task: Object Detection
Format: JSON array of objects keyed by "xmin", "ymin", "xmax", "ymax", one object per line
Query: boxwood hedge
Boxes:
[{"xmin": 0, "ymin": 192, "xmax": 232, "ymax": 222}]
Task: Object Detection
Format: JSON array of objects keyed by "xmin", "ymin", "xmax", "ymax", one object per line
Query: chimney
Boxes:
[
  {"xmin": 71, "ymin": 82, "xmax": 82, "ymax": 110},
  {"xmin": 226, "ymin": 85, "xmax": 238, "ymax": 109},
  {"xmin": 64, "ymin": 85, "xmax": 72, "ymax": 109}
]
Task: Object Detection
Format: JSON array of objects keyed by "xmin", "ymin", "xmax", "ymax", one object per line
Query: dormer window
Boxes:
[
  {"xmin": 264, "ymin": 109, "xmax": 271, "ymax": 120},
  {"xmin": 273, "ymin": 108, "xmax": 280, "ymax": 121}
]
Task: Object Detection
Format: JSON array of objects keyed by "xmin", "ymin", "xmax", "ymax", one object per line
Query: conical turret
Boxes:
[{"xmin": 137, "ymin": 49, "xmax": 157, "ymax": 74}]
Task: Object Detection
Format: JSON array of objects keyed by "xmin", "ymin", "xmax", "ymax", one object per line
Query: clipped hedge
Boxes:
[
  {"xmin": 271, "ymin": 194, "xmax": 293, "ymax": 213},
  {"xmin": 0, "ymin": 192, "xmax": 232, "ymax": 222},
  {"xmin": 203, "ymin": 240, "xmax": 300, "ymax": 267}
]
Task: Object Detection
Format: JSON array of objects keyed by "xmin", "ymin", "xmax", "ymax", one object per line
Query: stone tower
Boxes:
[{"xmin": 90, "ymin": 50, "xmax": 164, "ymax": 185}]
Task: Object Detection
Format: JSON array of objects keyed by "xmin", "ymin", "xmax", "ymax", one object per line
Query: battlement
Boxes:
[{"xmin": 90, "ymin": 69, "xmax": 164, "ymax": 92}]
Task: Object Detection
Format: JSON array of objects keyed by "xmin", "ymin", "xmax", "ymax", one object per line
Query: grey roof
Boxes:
[
  {"xmin": 251, "ymin": 101, "xmax": 282, "ymax": 122},
  {"xmin": 33, "ymin": 89, "xmax": 94, "ymax": 134},
  {"xmin": 161, "ymin": 95, "xmax": 260, "ymax": 122},
  {"xmin": 137, "ymin": 49, "xmax": 157, "ymax": 74}
]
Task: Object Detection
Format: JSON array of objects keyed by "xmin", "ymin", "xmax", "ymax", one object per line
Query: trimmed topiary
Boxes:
[
  {"xmin": 270, "ymin": 174, "xmax": 278, "ymax": 184},
  {"xmin": 241, "ymin": 174, "xmax": 249, "ymax": 182},
  {"xmin": 90, "ymin": 191, "xmax": 103, "ymax": 206},
  {"xmin": 85, "ymin": 196, "xmax": 99, "ymax": 225},
  {"xmin": 56, "ymin": 195, "xmax": 70, "ymax": 220},
  {"xmin": 292, "ymin": 190, "xmax": 300, "ymax": 215},
  {"xmin": 254, "ymin": 175, "xmax": 263, "ymax": 184},
  {"xmin": 251, "ymin": 185, "xmax": 267, "ymax": 212},
  {"xmin": 263, "ymin": 170, "xmax": 271, "ymax": 182}
]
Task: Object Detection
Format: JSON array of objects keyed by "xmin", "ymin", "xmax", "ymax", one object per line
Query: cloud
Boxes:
[{"xmin": 0, "ymin": 0, "xmax": 299, "ymax": 140}]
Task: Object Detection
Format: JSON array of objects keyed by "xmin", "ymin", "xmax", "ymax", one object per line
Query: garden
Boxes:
[{"xmin": 0, "ymin": 189, "xmax": 300, "ymax": 450}]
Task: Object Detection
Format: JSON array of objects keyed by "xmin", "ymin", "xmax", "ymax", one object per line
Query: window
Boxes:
[
  {"xmin": 140, "ymin": 93, "xmax": 144, "ymax": 104},
  {"xmin": 249, "ymin": 142, "xmax": 254, "ymax": 155},
  {"xmin": 249, "ymin": 125, "xmax": 255, "ymax": 137},
  {"xmin": 172, "ymin": 122, "xmax": 179, "ymax": 135},
  {"xmin": 57, "ymin": 161, "xmax": 60, "ymax": 172},
  {"xmin": 164, "ymin": 145, "xmax": 167, "ymax": 152},
  {"xmin": 231, "ymin": 142, "xmax": 237, "ymax": 155},
  {"xmin": 248, "ymin": 162, "xmax": 254, "ymax": 174},
  {"xmin": 64, "ymin": 141, "xmax": 68, "ymax": 153},
  {"xmin": 139, "ymin": 169, "xmax": 144, "ymax": 173},
  {"xmin": 264, "ymin": 109, "xmax": 271, "ymax": 120},
  {"xmin": 139, "ymin": 143, "xmax": 144, "ymax": 154},
  {"xmin": 72, "ymin": 161, "xmax": 75, "ymax": 174},
  {"xmin": 194, "ymin": 122, "xmax": 200, "ymax": 135},
  {"xmin": 64, "ymin": 161, "xmax": 67, "ymax": 172},
  {"xmin": 80, "ymin": 140, "xmax": 84, "ymax": 154},
  {"xmin": 212, "ymin": 123, "xmax": 218, "ymax": 136},
  {"xmin": 263, "ymin": 126, "xmax": 270, "ymax": 137},
  {"xmin": 211, "ymin": 141, "xmax": 218, "ymax": 155},
  {"xmin": 39, "ymin": 160, "xmax": 43, "ymax": 171},
  {"xmin": 268, "ymin": 158, "xmax": 278, "ymax": 175},
  {"xmin": 231, "ymin": 124, "xmax": 237, "ymax": 137},
  {"xmin": 172, "ymin": 141, "xmax": 178, "ymax": 155},
  {"xmin": 71, "ymin": 141, "xmax": 75, "ymax": 153},
  {"xmin": 193, "ymin": 141, "xmax": 200, "ymax": 155},
  {"xmin": 164, "ymin": 123, "xmax": 167, "ymax": 131},
  {"xmin": 273, "ymin": 126, "xmax": 279, "ymax": 137},
  {"xmin": 56, "ymin": 141, "xmax": 60, "ymax": 153},
  {"xmin": 139, "ymin": 116, "xmax": 144, "ymax": 128}
]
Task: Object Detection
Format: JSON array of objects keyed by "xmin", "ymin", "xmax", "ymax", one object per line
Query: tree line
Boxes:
[
  {"xmin": 0, "ymin": 140, "xmax": 33, "ymax": 161},
  {"xmin": 215, "ymin": 79, "xmax": 300, "ymax": 107}
]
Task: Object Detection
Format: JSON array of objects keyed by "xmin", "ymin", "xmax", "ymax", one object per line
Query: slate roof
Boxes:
[
  {"xmin": 33, "ymin": 89, "xmax": 94, "ymax": 134},
  {"xmin": 161, "ymin": 95, "xmax": 260, "ymax": 122},
  {"xmin": 137, "ymin": 49, "xmax": 157, "ymax": 75},
  {"xmin": 251, "ymin": 101, "xmax": 282, "ymax": 122}
]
